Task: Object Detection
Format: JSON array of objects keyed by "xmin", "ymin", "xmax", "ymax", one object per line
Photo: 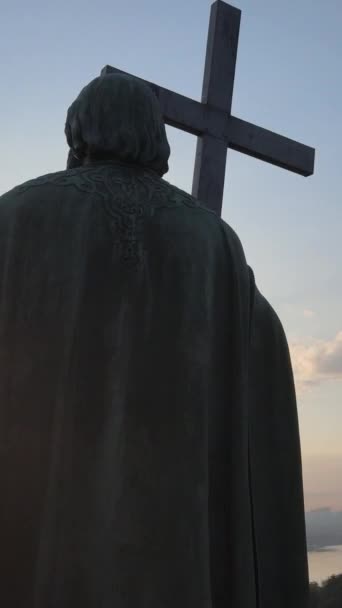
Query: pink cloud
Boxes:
[
  {"xmin": 290, "ymin": 331, "xmax": 342, "ymax": 393},
  {"xmin": 303, "ymin": 309, "xmax": 315, "ymax": 319}
]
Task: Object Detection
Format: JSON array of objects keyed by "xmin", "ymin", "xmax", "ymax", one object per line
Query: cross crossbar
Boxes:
[{"xmin": 101, "ymin": 0, "xmax": 315, "ymax": 215}]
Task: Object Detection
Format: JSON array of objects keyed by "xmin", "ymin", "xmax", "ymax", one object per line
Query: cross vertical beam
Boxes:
[
  {"xmin": 100, "ymin": 1, "xmax": 315, "ymax": 216},
  {"xmin": 192, "ymin": 1, "xmax": 241, "ymax": 214}
]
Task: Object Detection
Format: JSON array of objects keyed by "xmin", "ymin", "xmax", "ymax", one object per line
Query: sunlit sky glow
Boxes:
[{"xmin": 1, "ymin": 0, "xmax": 341, "ymax": 510}]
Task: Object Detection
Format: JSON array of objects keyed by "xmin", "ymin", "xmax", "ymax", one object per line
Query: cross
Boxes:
[{"xmin": 101, "ymin": 0, "xmax": 315, "ymax": 216}]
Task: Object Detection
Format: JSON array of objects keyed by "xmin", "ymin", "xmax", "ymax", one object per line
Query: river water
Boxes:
[{"xmin": 308, "ymin": 545, "xmax": 342, "ymax": 583}]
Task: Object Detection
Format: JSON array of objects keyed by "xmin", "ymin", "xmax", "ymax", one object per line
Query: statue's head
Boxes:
[{"xmin": 65, "ymin": 73, "xmax": 170, "ymax": 176}]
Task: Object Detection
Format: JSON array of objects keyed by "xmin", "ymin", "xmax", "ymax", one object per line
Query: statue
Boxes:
[{"xmin": 0, "ymin": 73, "xmax": 309, "ymax": 607}]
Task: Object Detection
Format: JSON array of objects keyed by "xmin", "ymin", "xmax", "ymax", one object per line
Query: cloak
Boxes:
[{"xmin": 0, "ymin": 161, "xmax": 308, "ymax": 607}]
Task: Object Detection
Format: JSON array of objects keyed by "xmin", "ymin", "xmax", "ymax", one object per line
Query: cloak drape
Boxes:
[{"xmin": 0, "ymin": 162, "xmax": 308, "ymax": 607}]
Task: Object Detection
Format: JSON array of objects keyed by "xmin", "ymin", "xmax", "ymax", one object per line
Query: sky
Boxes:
[{"xmin": 0, "ymin": 0, "xmax": 341, "ymax": 511}]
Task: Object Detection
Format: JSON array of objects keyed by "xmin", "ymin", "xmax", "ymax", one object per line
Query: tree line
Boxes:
[{"xmin": 310, "ymin": 574, "xmax": 342, "ymax": 607}]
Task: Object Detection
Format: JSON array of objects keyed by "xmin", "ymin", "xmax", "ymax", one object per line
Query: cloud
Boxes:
[
  {"xmin": 290, "ymin": 331, "xmax": 342, "ymax": 393},
  {"xmin": 303, "ymin": 309, "xmax": 315, "ymax": 319}
]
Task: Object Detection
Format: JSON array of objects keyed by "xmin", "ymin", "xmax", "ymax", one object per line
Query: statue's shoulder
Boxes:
[
  {"xmin": 0, "ymin": 169, "xmax": 80, "ymax": 210},
  {"xmin": 8, "ymin": 167, "xmax": 101, "ymax": 198},
  {"xmin": 0, "ymin": 167, "xmax": 110, "ymax": 219},
  {"xmin": 4, "ymin": 169, "xmax": 71, "ymax": 196},
  {"xmin": 0, "ymin": 171, "xmax": 60, "ymax": 221},
  {"xmin": 156, "ymin": 177, "xmax": 217, "ymax": 217},
  {"xmin": 153, "ymin": 177, "xmax": 251, "ymax": 257}
]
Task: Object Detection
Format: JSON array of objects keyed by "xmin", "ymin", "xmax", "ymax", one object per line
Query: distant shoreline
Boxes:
[
  {"xmin": 308, "ymin": 544, "xmax": 342, "ymax": 553},
  {"xmin": 306, "ymin": 510, "xmax": 342, "ymax": 553}
]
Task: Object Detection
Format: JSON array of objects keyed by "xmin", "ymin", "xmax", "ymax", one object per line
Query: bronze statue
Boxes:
[{"xmin": 0, "ymin": 73, "xmax": 308, "ymax": 607}]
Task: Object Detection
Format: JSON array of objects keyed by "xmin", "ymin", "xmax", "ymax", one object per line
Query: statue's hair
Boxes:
[{"xmin": 64, "ymin": 73, "xmax": 170, "ymax": 176}]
